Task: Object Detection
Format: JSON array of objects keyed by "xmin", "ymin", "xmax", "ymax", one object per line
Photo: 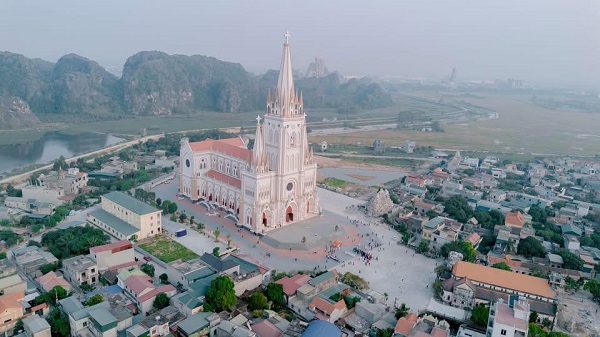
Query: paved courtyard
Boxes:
[{"xmin": 152, "ymin": 174, "xmax": 437, "ymax": 312}]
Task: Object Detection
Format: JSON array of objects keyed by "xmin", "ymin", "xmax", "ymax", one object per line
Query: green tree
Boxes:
[
  {"xmin": 53, "ymin": 156, "xmax": 68, "ymax": 171},
  {"xmin": 264, "ymin": 283, "xmax": 285, "ymax": 309},
  {"xmin": 159, "ymin": 273, "xmax": 169, "ymax": 284},
  {"xmin": 197, "ymin": 222, "xmax": 205, "ymax": 231},
  {"xmin": 85, "ymin": 294, "xmax": 104, "ymax": 306},
  {"xmin": 214, "ymin": 229, "xmax": 221, "ymax": 241},
  {"xmin": 141, "ymin": 263, "xmax": 155, "ymax": 277},
  {"xmin": 189, "ymin": 215, "xmax": 195, "ymax": 224},
  {"xmin": 0, "ymin": 252, "xmax": 6, "ymax": 260},
  {"xmin": 169, "ymin": 214, "xmax": 177, "ymax": 222},
  {"xmin": 213, "ymin": 247, "xmax": 220, "ymax": 257},
  {"xmin": 47, "ymin": 308, "xmax": 70, "ymax": 337},
  {"xmin": 167, "ymin": 202, "xmax": 178, "ymax": 214},
  {"xmin": 443, "ymin": 195, "xmax": 473, "ymax": 223},
  {"xmin": 179, "ymin": 213, "xmax": 187, "ymax": 223},
  {"xmin": 529, "ymin": 311, "xmax": 539, "ymax": 323},
  {"xmin": 376, "ymin": 328, "xmax": 394, "ymax": 337},
  {"xmin": 226, "ymin": 234, "xmax": 231, "ymax": 248},
  {"xmin": 471, "ymin": 304, "xmax": 489, "ymax": 326},
  {"xmin": 12, "ymin": 319, "xmax": 24, "ymax": 335},
  {"xmin": 492, "ymin": 262, "xmax": 511, "ymax": 271},
  {"xmin": 248, "ymin": 291, "xmax": 269, "ymax": 311},
  {"xmin": 517, "ymin": 237, "xmax": 546, "ymax": 258},
  {"xmin": 556, "ymin": 249, "xmax": 584, "ymax": 271},
  {"xmin": 528, "ymin": 323, "xmax": 546, "ymax": 337},
  {"xmin": 39, "ymin": 263, "xmax": 58, "ymax": 275},
  {"xmin": 418, "ymin": 240, "xmax": 430, "ymax": 253},
  {"xmin": 205, "ymin": 276, "xmax": 236, "ymax": 312},
  {"xmin": 432, "ymin": 280, "xmax": 443, "ymax": 299},
  {"xmin": 584, "ymin": 279, "xmax": 600, "ymax": 301},
  {"xmin": 425, "ymin": 210, "xmax": 438, "ymax": 219},
  {"xmin": 395, "ymin": 303, "xmax": 410, "ymax": 319},
  {"xmin": 153, "ymin": 293, "xmax": 170, "ymax": 310}
]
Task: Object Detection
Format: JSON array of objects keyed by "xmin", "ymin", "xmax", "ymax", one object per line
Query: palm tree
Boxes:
[
  {"xmin": 189, "ymin": 216, "xmax": 195, "ymax": 225},
  {"xmin": 226, "ymin": 234, "xmax": 232, "ymax": 248},
  {"xmin": 197, "ymin": 222, "xmax": 205, "ymax": 232},
  {"xmin": 214, "ymin": 229, "xmax": 221, "ymax": 242}
]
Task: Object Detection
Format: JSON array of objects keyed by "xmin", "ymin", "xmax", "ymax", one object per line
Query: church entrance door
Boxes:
[
  {"xmin": 262, "ymin": 213, "xmax": 267, "ymax": 227},
  {"xmin": 286, "ymin": 206, "xmax": 294, "ymax": 222}
]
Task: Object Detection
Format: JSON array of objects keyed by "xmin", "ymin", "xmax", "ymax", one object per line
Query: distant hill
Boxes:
[{"xmin": 0, "ymin": 51, "xmax": 393, "ymax": 129}]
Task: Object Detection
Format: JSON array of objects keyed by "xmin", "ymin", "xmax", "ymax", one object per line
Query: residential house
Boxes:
[
  {"xmin": 275, "ymin": 274, "xmax": 311, "ymax": 301},
  {"xmin": 505, "ymin": 211, "xmax": 526, "ymax": 228},
  {"xmin": 125, "ymin": 306, "xmax": 184, "ymax": 337},
  {"xmin": 414, "ymin": 199, "xmax": 436, "ymax": 217},
  {"xmin": 21, "ymin": 315, "xmax": 51, "ymax": 337},
  {"xmin": 11, "ymin": 247, "xmax": 58, "ymax": 278},
  {"xmin": 3, "ymin": 197, "xmax": 55, "ymax": 216},
  {"xmin": 88, "ymin": 191, "xmax": 162, "ymax": 240},
  {"xmin": 199, "ymin": 253, "xmax": 270, "ymax": 296},
  {"xmin": 118, "ymin": 270, "xmax": 176, "ymax": 315},
  {"xmin": 59, "ymin": 296, "xmax": 133, "ymax": 337},
  {"xmin": 0, "ymin": 274, "xmax": 26, "ymax": 296},
  {"xmin": 487, "ymin": 190, "xmax": 507, "ymax": 203},
  {"xmin": 465, "ymin": 233, "xmax": 482, "ymax": 250},
  {"xmin": 35, "ymin": 272, "xmax": 71, "ymax": 293},
  {"xmin": 40, "ymin": 168, "xmax": 88, "ymax": 195},
  {"xmin": 176, "ymin": 311, "xmax": 219, "ymax": 337},
  {"xmin": 167, "ymin": 259, "xmax": 213, "ymax": 288},
  {"xmin": 563, "ymin": 235, "xmax": 580, "ymax": 251},
  {"xmin": 487, "ymin": 296, "xmax": 530, "ymax": 337},
  {"xmin": 308, "ymin": 297, "xmax": 347, "ymax": 323},
  {"xmin": 62, "ymin": 255, "xmax": 99, "ymax": 287},
  {"xmin": 0, "ymin": 291, "xmax": 25, "ymax": 334},
  {"xmin": 394, "ymin": 313, "xmax": 450, "ymax": 337},
  {"xmin": 89, "ymin": 241, "xmax": 136, "ymax": 272},
  {"xmin": 20, "ymin": 185, "xmax": 66, "ymax": 206}
]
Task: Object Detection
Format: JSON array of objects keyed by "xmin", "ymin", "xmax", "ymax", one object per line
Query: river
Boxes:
[{"xmin": 0, "ymin": 132, "xmax": 125, "ymax": 174}]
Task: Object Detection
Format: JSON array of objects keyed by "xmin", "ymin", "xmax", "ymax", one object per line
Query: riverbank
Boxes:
[{"xmin": 0, "ymin": 134, "xmax": 163, "ymax": 185}]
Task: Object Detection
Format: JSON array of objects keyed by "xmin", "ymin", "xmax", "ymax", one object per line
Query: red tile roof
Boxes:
[
  {"xmin": 124, "ymin": 275, "xmax": 154, "ymax": 296},
  {"xmin": 275, "ymin": 274, "xmax": 311, "ymax": 296},
  {"xmin": 90, "ymin": 240, "xmax": 132, "ymax": 253},
  {"xmin": 205, "ymin": 170, "xmax": 242, "ymax": 189},
  {"xmin": 36, "ymin": 271, "xmax": 71, "ymax": 292},
  {"xmin": 452, "ymin": 261, "xmax": 556, "ymax": 299},
  {"xmin": 250, "ymin": 320, "xmax": 283, "ymax": 337},
  {"xmin": 505, "ymin": 211, "xmax": 525, "ymax": 228},
  {"xmin": 465, "ymin": 233, "xmax": 481, "ymax": 246},
  {"xmin": 189, "ymin": 138, "xmax": 251, "ymax": 160},
  {"xmin": 394, "ymin": 313, "xmax": 418, "ymax": 335},
  {"xmin": 309, "ymin": 297, "xmax": 346, "ymax": 316},
  {"xmin": 138, "ymin": 284, "xmax": 176, "ymax": 303}
]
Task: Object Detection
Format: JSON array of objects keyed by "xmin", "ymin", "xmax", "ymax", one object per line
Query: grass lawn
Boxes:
[
  {"xmin": 322, "ymin": 177, "xmax": 347, "ymax": 188},
  {"xmin": 139, "ymin": 235, "xmax": 198, "ymax": 263}
]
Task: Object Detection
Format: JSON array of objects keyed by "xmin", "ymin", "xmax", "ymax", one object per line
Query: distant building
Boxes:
[
  {"xmin": 487, "ymin": 296, "xmax": 530, "ymax": 337},
  {"xmin": 403, "ymin": 140, "xmax": 416, "ymax": 154},
  {"xmin": 505, "ymin": 211, "xmax": 526, "ymax": 228},
  {"xmin": 373, "ymin": 139, "xmax": 385, "ymax": 153},
  {"xmin": 40, "ymin": 168, "xmax": 88, "ymax": 195},
  {"xmin": 20, "ymin": 185, "xmax": 66, "ymax": 206},
  {"xmin": 87, "ymin": 191, "xmax": 162, "ymax": 240},
  {"xmin": 305, "ymin": 57, "xmax": 329, "ymax": 78},
  {"xmin": 11, "ymin": 246, "xmax": 58, "ymax": 278},
  {"xmin": 320, "ymin": 141, "xmax": 328, "ymax": 152}
]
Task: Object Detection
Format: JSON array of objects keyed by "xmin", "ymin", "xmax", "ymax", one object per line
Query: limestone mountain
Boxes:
[
  {"xmin": 121, "ymin": 51, "xmax": 260, "ymax": 115},
  {"xmin": 47, "ymin": 54, "xmax": 123, "ymax": 118},
  {"xmin": 0, "ymin": 96, "xmax": 41, "ymax": 129},
  {"xmin": 0, "ymin": 50, "xmax": 394, "ymax": 129}
]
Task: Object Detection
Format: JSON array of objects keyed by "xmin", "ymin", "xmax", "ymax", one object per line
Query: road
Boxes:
[{"xmin": 0, "ymin": 134, "xmax": 164, "ymax": 185}]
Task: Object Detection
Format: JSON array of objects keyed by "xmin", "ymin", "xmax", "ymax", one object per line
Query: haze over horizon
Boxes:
[{"xmin": 1, "ymin": 0, "xmax": 598, "ymax": 88}]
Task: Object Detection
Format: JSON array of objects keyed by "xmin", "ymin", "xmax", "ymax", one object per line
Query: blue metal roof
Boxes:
[{"xmin": 301, "ymin": 320, "xmax": 342, "ymax": 337}]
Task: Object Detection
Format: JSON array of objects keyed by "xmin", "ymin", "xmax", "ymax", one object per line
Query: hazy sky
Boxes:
[{"xmin": 1, "ymin": 0, "xmax": 598, "ymax": 87}]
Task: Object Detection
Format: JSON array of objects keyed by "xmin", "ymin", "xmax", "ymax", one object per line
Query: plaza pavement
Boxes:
[{"xmin": 152, "ymin": 176, "xmax": 437, "ymax": 312}]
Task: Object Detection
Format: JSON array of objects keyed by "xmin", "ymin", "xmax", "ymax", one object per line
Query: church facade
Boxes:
[{"xmin": 179, "ymin": 34, "xmax": 320, "ymax": 233}]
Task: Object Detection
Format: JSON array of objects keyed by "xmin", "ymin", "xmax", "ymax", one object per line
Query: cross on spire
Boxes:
[
  {"xmin": 284, "ymin": 31, "xmax": 291, "ymax": 44},
  {"xmin": 256, "ymin": 115, "xmax": 261, "ymax": 123}
]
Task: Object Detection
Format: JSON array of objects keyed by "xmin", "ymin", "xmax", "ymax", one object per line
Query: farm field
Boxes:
[{"xmin": 310, "ymin": 93, "xmax": 600, "ymax": 156}]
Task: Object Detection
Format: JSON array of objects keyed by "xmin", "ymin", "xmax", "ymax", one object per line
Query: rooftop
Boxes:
[
  {"xmin": 22, "ymin": 315, "xmax": 50, "ymax": 333},
  {"xmin": 188, "ymin": 137, "xmax": 251, "ymax": 160},
  {"xmin": 453, "ymin": 261, "xmax": 556, "ymax": 299},
  {"xmin": 495, "ymin": 301, "xmax": 528, "ymax": 331},
  {"xmin": 103, "ymin": 191, "xmax": 159, "ymax": 215},
  {"xmin": 200, "ymin": 252, "xmax": 238, "ymax": 272},
  {"xmin": 177, "ymin": 311, "xmax": 214, "ymax": 334},
  {"xmin": 63, "ymin": 255, "xmax": 96, "ymax": 271},
  {"xmin": 309, "ymin": 269, "xmax": 337, "ymax": 286},
  {"xmin": 89, "ymin": 209, "xmax": 140, "ymax": 236},
  {"xmin": 90, "ymin": 240, "xmax": 132, "ymax": 254}
]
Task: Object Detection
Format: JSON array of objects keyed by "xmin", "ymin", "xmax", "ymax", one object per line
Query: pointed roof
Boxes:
[
  {"xmin": 253, "ymin": 115, "xmax": 264, "ymax": 165},
  {"xmin": 277, "ymin": 31, "xmax": 295, "ymax": 114}
]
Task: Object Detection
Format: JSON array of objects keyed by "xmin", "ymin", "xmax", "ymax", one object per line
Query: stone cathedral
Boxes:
[{"xmin": 179, "ymin": 33, "xmax": 320, "ymax": 233}]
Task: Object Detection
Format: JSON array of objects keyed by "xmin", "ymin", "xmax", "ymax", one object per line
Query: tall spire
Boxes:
[
  {"xmin": 277, "ymin": 31, "xmax": 295, "ymax": 114},
  {"xmin": 253, "ymin": 115, "xmax": 264, "ymax": 167}
]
